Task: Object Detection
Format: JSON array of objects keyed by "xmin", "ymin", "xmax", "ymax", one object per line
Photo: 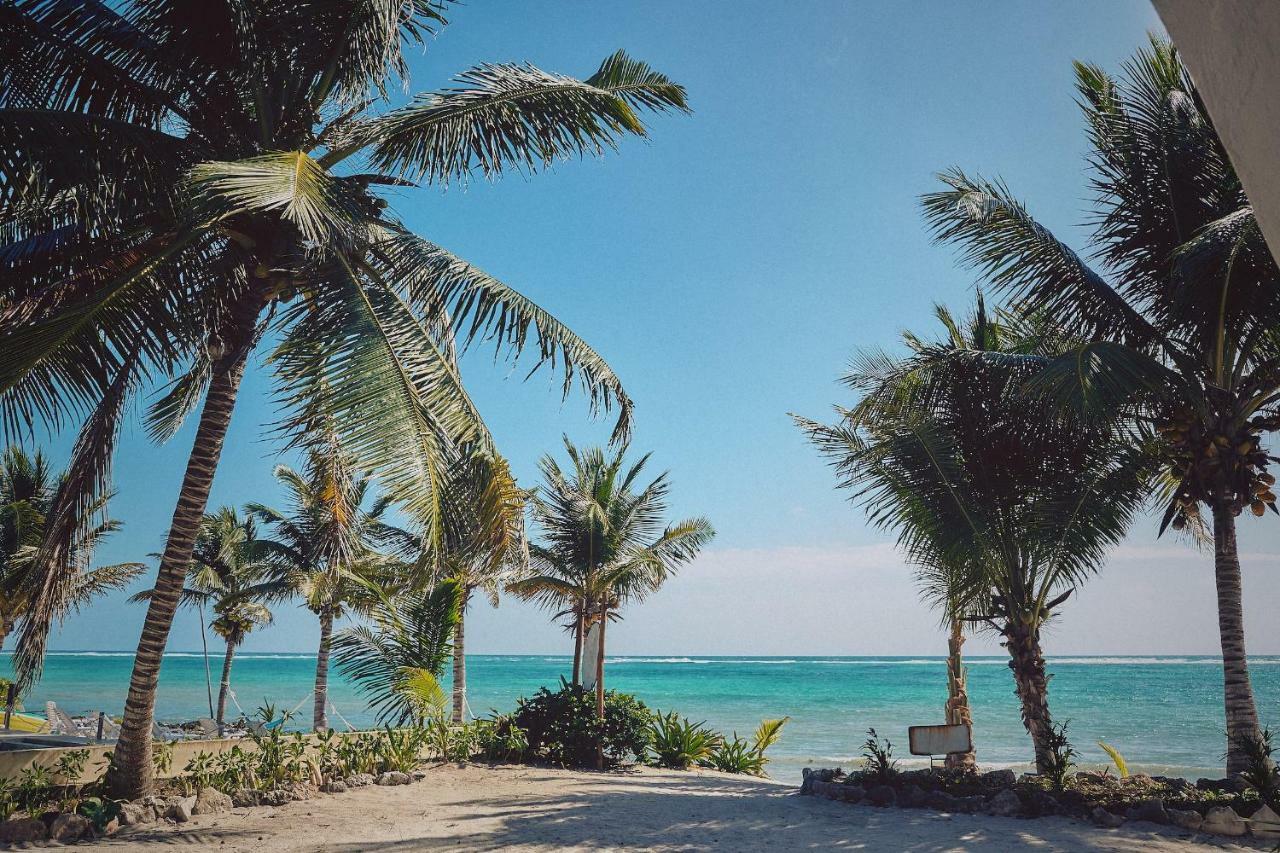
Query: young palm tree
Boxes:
[
  {"xmin": 249, "ymin": 449, "xmax": 409, "ymax": 733},
  {"xmin": 797, "ymin": 300, "xmax": 1151, "ymax": 773},
  {"xmin": 333, "ymin": 578, "xmax": 463, "ymax": 727},
  {"xmin": 920, "ymin": 38, "xmax": 1280, "ymax": 774},
  {"xmin": 0, "ymin": 1, "xmax": 687, "ymax": 796},
  {"xmin": 508, "ymin": 439, "xmax": 713, "ymax": 754},
  {"xmin": 0, "ymin": 446, "xmax": 142, "ymax": 663}
]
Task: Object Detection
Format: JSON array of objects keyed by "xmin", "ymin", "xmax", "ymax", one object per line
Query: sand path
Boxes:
[{"xmin": 85, "ymin": 764, "xmax": 1264, "ymax": 851}]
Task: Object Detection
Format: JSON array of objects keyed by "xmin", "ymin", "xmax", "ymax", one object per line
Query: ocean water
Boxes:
[{"xmin": 4, "ymin": 652, "xmax": 1277, "ymax": 784}]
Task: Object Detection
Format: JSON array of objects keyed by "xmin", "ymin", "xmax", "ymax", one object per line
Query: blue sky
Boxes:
[{"xmin": 42, "ymin": 1, "xmax": 1280, "ymax": 656}]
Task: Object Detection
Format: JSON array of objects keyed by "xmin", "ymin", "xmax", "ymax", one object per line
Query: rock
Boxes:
[
  {"xmin": 1017, "ymin": 773, "xmax": 1040, "ymax": 785},
  {"xmin": 953, "ymin": 795, "xmax": 986, "ymax": 814},
  {"xmin": 119, "ymin": 802, "xmax": 157, "ymax": 826},
  {"xmin": 1152, "ymin": 775, "xmax": 1192, "ymax": 793},
  {"xmin": 867, "ymin": 785, "xmax": 897, "ymax": 807},
  {"xmin": 981, "ymin": 769, "xmax": 1016, "ymax": 787},
  {"xmin": 925, "ymin": 791, "xmax": 959, "ymax": 812},
  {"xmin": 49, "ymin": 812, "xmax": 92, "ymax": 842},
  {"xmin": 141, "ymin": 794, "xmax": 167, "ymax": 809},
  {"xmin": 231, "ymin": 788, "xmax": 261, "ymax": 808},
  {"xmin": 899, "ymin": 784, "xmax": 928, "ymax": 808},
  {"xmin": 321, "ymin": 780, "xmax": 348, "ymax": 794},
  {"xmin": 103, "ymin": 816, "xmax": 120, "ymax": 836},
  {"xmin": 260, "ymin": 790, "xmax": 291, "ymax": 807},
  {"xmin": 375, "ymin": 771, "xmax": 412, "ymax": 786},
  {"xmin": 839, "ymin": 784, "xmax": 864, "ymax": 803},
  {"xmin": 1074, "ymin": 771, "xmax": 1111, "ymax": 785},
  {"xmin": 1250, "ymin": 804, "xmax": 1280, "ymax": 839},
  {"xmin": 1125, "ymin": 773, "xmax": 1154, "ymax": 787},
  {"xmin": 1167, "ymin": 808, "xmax": 1203, "ymax": 832},
  {"xmin": 985, "ymin": 789, "xmax": 1023, "ymax": 818},
  {"xmin": 193, "ymin": 786, "xmax": 233, "ymax": 816},
  {"xmin": 0, "ymin": 817, "xmax": 49, "ymax": 843},
  {"xmin": 1201, "ymin": 805, "xmax": 1247, "ymax": 837},
  {"xmin": 1126, "ymin": 798, "xmax": 1168, "ymax": 825},
  {"xmin": 802, "ymin": 767, "xmax": 840, "ymax": 795},
  {"xmin": 346, "ymin": 773, "xmax": 374, "ymax": 787},
  {"xmin": 1091, "ymin": 806, "xmax": 1125, "ymax": 828},
  {"xmin": 167, "ymin": 795, "xmax": 196, "ymax": 823},
  {"xmin": 1028, "ymin": 791, "xmax": 1059, "ymax": 817}
]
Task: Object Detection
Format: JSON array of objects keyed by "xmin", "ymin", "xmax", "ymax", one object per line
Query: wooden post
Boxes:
[
  {"xmin": 97, "ymin": 712, "xmax": 106, "ymax": 742},
  {"xmin": 3, "ymin": 684, "xmax": 14, "ymax": 730}
]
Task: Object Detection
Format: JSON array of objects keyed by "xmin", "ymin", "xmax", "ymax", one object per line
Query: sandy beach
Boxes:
[{"xmin": 86, "ymin": 764, "xmax": 1264, "ymax": 852}]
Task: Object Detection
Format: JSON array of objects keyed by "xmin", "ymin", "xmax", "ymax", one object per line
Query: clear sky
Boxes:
[{"xmin": 41, "ymin": 0, "xmax": 1280, "ymax": 657}]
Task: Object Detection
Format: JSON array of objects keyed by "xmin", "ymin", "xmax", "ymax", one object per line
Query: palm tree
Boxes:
[
  {"xmin": 797, "ymin": 300, "xmax": 1151, "ymax": 773},
  {"xmin": 0, "ymin": 1, "xmax": 687, "ymax": 796},
  {"xmin": 920, "ymin": 38, "xmax": 1280, "ymax": 774},
  {"xmin": 435, "ymin": 454, "xmax": 527, "ymax": 723},
  {"xmin": 333, "ymin": 578, "xmax": 463, "ymax": 727},
  {"xmin": 0, "ymin": 446, "xmax": 142, "ymax": 662},
  {"xmin": 250, "ymin": 449, "xmax": 409, "ymax": 733},
  {"xmin": 508, "ymin": 439, "xmax": 713, "ymax": 753}
]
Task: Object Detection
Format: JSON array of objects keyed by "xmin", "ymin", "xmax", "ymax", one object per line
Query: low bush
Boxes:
[
  {"xmin": 861, "ymin": 728, "xmax": 898, "ymax": 783},
  {"xmin": 512, "ymin": 678, "xmax": 652, "ymax": 768},
  {"xmin": 649, "ymin": 713, "xmax": 720, "ymax": 769},
  {"xmin": 704, "ymin": 718, "xmax": 789, "ymax": 776}
]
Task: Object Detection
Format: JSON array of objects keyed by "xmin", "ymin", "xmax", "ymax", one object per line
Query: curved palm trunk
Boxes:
[
  {"xmin": 944, "ymin": 618, "xmax": 976, "ymax": 770},
  {"xmin": 314, "ymin": 609, "xmax": 334, "ymax": 731},
  {"xmin": 1004, "ymin": 618, "xmax": 1053, "ymax": 774},
  {"xmin": 105, "ymin": 304, "xmax": 259, "ymax": 799},
  {"xmin": 198, "ymin": 603, "xmax": 214, "ymax": 719},
  {"xmin": 452, "ymin": 589, "xmax": 470, "ymax": 724},
  {"xmin": 594, "ymin": 597, "xmax": 608, "ymax": 770},
  {"xmin": 571, "ymin": 605, "xmax": 585, "ymax": 685},
  {"xmin": 1212, "ymin": 505, "xmax": 1262, "ymax": 776},
  {"xmin": 215, "ymin": 639, "xmax": 238, "ymax": 734}
]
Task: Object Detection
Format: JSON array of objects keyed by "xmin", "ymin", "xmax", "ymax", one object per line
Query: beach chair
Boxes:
[
  {"xmin": 907, "ymin": 723, "xmax": 973, "ymax": 768},
  {"xmin": 88, "ymin": 712, "xmax": 121, "ymax": 741},
  {"xmin": 193, "ymin": 717, "xmax": 219, "ymax": 739},
  {"xmin": 44, "ymin": 702, "xmax": 79, "ymax": 736}
]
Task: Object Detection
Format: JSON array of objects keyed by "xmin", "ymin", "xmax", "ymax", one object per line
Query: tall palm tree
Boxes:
[
  {"xmin": 797, "ymin": 300, "xmax": 1151, "ymax": 773},
  {"xmin": 508, "ymin": 439, "xmax": 713, "ymax": 752},
  {"xmin": 436, "ymin": 454, "xmax": 527, "ymax": 723},
  {"xmin": 333, "ymin": 578, "xmax": 463, "ymax": 727},
  {"xmin": 920, "ymin": 38, "xmax": 1280, "ymax": 774},
  {"xmin": 250, "ymin": 448, "xmax": 409, "ymax": 733},
  {"xmin": 133, "ymin": 508, "xmax": 279, "ymax": 731},
  {"xmin": 0, "ymin": 1, "xmax": 687, "ymax": 796},
  {"xmin": 0, "ymin": 446, "xmax": 142, "ymax": 661}
]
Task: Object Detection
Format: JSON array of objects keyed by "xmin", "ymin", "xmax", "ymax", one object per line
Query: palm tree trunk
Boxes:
[
  {"xmin": 314, "ymin": 609, "xmax": 334, "ymax": 731},
  {"xmin": 452, "ymin": 589, "xmax": 469, "ymax": 724},
  {"xmin": 1212, "ymin": 504, "xmax": 1262, "ymax": 776},
  {"xmin": 594, "ymin": 597, "xmax": 608, "ymax": 770},
  {"xmin": 215, "ymin": 640, "xmax": 237, "ymax": 734},
  {"xmin": 1004, "ymin": 617, "xmax": 1053, "ymax": 774},
  {"xmin": 571, "ymin": 606, "xmax": 585, "ymax": 685},
  {"xmin": 198, "ymin": 601, "xmax": 214, "ymax": 719},
  {"xmin": 944, "ymin": 618, "xmax": 976, "ymax": 770},
  {"xmin": 105, "ymin": 300, "xmax": 260, "ymax": 799}
]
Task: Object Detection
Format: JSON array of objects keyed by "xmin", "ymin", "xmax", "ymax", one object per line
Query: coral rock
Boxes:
[{"xmin": 49, "ymin": 812, "xmax": 92, "ymax": 842}]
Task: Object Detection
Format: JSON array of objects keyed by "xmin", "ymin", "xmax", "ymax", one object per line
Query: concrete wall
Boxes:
[{"xmin": 1153, "ymin": 1, "xmax": 1280, "ymax": 259}]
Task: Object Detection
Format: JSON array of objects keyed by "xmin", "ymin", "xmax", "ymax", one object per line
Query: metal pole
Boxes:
[
  {"xmin": 96, "ymin": 711, "xmax": 106, "ymax": 742},
  {"xmin": 3, "ymin": 683, "xmax": 15, "ymax": 730}
]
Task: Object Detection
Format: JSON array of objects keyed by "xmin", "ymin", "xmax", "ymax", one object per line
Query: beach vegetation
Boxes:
[
  {"xmin": 333, "ymin": 578, "xmax": 463, "ymax": 727},
  {"xmin": 702, "ymin": 717, "xmax": 789, "ymax": 776},
  {"xmin": 473, "ymin": 714, "xmax": 530, "ymax": 764},
  {"xmin": 512, "ymin": 678, "xmax": 652, "ymax": 768},
  {"xmin": 799, "ymin": 300, "xmax": 1151, "ymax": 774},
  {"xmin": 13, "ymin": 765, "xmax": 53, "ymax": 817},
  {"xmin": 648, "ymin": 713, "xmax": 721, "ymax": 769},
  {"xmin": 508, "ymin": 440, "xmax": 712, "ymax": 764},
  {"xmin": 920, "ymin": 36, "xmax": 1278, "ymax": 776},
  {"xmin": 1236, "ymin": 727, "xmax": 1278, "ymax": 808},
  {"xmin": 1096, "ymin": 741, "xmax": 1129, "ymax": 778},
  {"xmin": 75, "ymin": 796, "xmax": 122, "ymax": 834},
  {"xmin": 1042, "ymin": 721, "xmax": 1078, "ymax": 792},
  {"xmin": 0, "ymin": 0, "xmax": 687, "ymax": 798},
  {"xmin": 860, "ymin": 728, "xmax": 899, "ymax": 783}
]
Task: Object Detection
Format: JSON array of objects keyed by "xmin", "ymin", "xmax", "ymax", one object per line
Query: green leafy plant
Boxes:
[
  {"xmin": 861, "ymin": 728, "xmax": 898, "ymax": 783},
  {"xmin": 474, "ymin": 714, "xmax": 528, "ymax": 763},
  {"xmin": 513, "ymin": 679, "xmax": 652, "ymax": 768},
  {"xmin": 77, "ymin": 796, "xmax": 122, "ymax": 833},
  {"xmin": 1097, "ymin": 741, "xmax": 1129, "ymax": 779},
  {"xmin": 0, "ymin": 779, "xmax": 15, "ymax": 822},
  {"xmin": 706, "ymin": 717, "xmax": 789, "ymax": 776},
  {"xmin": 648, "ymin": 713, "xmax": 721, "ymax": 770},
  {"xmin": 151, "ymin": 740, "xmax": 174, "ymax": 777},
  {"xmin": 1043, "ymin": 721, "xmax": 1077, "ymax": 792},
  {"xmin": 1236, "ymin": 727, "xmax": 1279, "ymax": 809},
  {"xmin": 14, "ymin": 765, "xmax": 53, "ymax": 817},
  {"xmin": 378, "ymin": 726, "xmax": 430, "ymax": 772}
]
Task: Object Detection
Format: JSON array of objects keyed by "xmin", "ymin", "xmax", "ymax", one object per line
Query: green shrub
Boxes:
[
  {"xmin": 1096, "ymin": 741, "xmax": 1129, "ymax": 778},
  {"xmin": 378, "ymin": 726, "xmax": 430, "ymax": 772},
  {"xmin": 512, "ymin": 678, "xmax": 652, "ymax": 768},
  {"xmin": 14, "ymin": 765, "xmax": 53, "ymax": 817},
  {"xmin": 77, "ymin": 796, "xmax": 122, "ymax": 832},
  {"xmin": 860, "ymin": 728, "xmax": 898, "ymax": 783},
  {"xmin": 705, "ymin": 717, "xmax": 789, "ymax": 776},
  {"xmin": 474, "ymin": 714, "xmax": 528, "ymax": 763},
  {"xmin": 648, "ymin": 713, "xmax": 720, "ymax": 769},
  {"xmin": 1237, "ymin": 727, "xmax": 1278, "ymax": 809},
  {"xmin": 1043, "ymin": 721, "xmax": 1077, "ymax": 792}
]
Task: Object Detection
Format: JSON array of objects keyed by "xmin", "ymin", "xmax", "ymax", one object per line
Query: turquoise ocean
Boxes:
[{"xmin": 5, "ymin": 652, "xmax": 1278, "ymax": 783}]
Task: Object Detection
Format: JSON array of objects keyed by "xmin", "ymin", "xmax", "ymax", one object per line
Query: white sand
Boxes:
[{"xmin": 89, "ymin": 764, "xmax": 1264, "ymax": 851}]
